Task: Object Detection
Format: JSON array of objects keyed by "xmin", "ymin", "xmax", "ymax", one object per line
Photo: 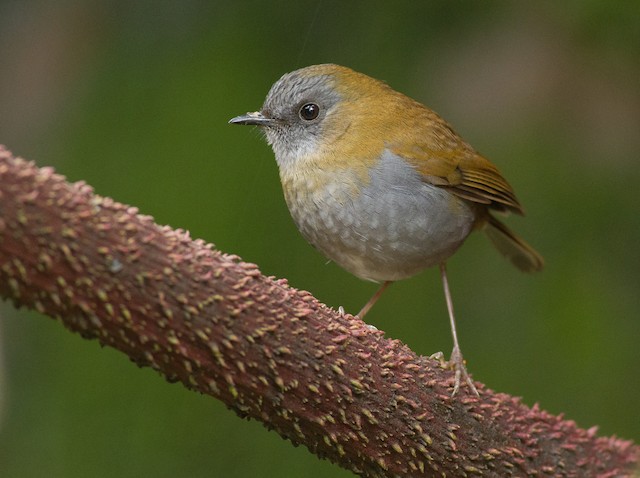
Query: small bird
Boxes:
[{"xmin": 230, "ymin": 64, "xmax": 543, "ymax": 396}]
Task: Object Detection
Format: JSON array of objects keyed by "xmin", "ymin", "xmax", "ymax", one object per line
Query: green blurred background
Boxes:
[{"xmin": 1, "ymin": 1, "xmax": 638, "ymax": 476}]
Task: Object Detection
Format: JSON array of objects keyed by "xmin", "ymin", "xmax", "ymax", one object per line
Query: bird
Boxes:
[{"xmin": 229, "ymin": 64, "xmax": 543, "ymax": 396}]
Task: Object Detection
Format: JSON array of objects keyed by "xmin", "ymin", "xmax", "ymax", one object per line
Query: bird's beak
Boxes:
[{"xmin": 228, "ymin": 111, "xmax": 276, "ymax": 127}]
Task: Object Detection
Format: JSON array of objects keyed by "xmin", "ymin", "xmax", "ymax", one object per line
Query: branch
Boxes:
[{"xmin": 0, "ymin": 145, "xmax": 637, "ymax": 477}]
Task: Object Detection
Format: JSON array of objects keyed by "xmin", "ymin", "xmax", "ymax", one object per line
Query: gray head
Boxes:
[{"xmin": 229, "ymin": 64, "xmax": 355, "ymax": 169}]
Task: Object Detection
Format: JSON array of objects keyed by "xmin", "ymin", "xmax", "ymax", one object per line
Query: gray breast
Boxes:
[{"xmin": 285, "ymin": 150, "xmax": 477, "ymax": 282}]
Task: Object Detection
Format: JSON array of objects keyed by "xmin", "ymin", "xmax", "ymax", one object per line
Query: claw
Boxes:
[
  {"xmin": 448, "ymin": 345, "xmax": 479, "ymax": 397},
  {"xmin": 429, "ymin": 351, "xmax": 447, "ymax": 368}
]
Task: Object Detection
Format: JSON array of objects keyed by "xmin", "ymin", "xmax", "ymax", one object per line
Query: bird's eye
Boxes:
[{"xmin": 299, "ymin": 103, "xmax": 320, "ymax": 121}]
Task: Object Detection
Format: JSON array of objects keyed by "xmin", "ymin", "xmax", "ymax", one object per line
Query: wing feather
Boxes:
[
  {"xmin": 386, "ymin": 102, "xmax": 525, "ymax": 215},
  {"xmin": 390, "ymin": 135, "xmax": 523, "ymax": 215}
]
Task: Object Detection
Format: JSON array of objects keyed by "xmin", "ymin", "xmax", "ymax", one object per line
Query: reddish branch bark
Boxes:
[{"xmin": 0, "ymin": 145, "xmax": 637, "ymax": 477}]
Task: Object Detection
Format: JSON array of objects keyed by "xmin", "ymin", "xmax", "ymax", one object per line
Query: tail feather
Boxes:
[{"xmin": 484, "ymin": 215, "xmax": 544, "ymax": 273}]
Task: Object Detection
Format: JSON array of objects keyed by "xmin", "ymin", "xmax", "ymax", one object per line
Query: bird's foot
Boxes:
[{"xmin": 431, "ymin": 347, "xmax": 479, "ymax": 397}]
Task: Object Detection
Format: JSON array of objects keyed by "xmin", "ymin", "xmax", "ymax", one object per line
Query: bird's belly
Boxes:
[{"xmin": 282, "ymin": 154, "xmax": 477, "ymax": 282}]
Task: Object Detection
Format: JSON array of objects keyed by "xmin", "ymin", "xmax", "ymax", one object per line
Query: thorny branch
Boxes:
[{"xmin": 0, "ymin": 146, "xmax": 638, "ymax": 477}]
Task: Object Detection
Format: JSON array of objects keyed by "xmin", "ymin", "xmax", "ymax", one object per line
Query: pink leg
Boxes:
[
  {"xmin": 440, "ymin": 263, "xmax": 479, "ymax": 397},
  {"xmin": 357, "ymin": 281, "xmax": 392, "ymax": 318}
]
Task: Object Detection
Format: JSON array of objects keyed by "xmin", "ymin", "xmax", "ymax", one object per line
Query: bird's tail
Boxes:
[{"xmin": 484, "ymin": 215, "xmax": 544, "ymax": 273}]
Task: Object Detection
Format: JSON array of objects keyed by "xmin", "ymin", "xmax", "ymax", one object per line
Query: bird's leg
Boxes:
[
  {"xmin": 439, "ymin": 263, "xmax": 479, "ymax": 397},
  {"xmin": 357, "ymin": 281, "xmax": 392, "ymax": 318}
]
